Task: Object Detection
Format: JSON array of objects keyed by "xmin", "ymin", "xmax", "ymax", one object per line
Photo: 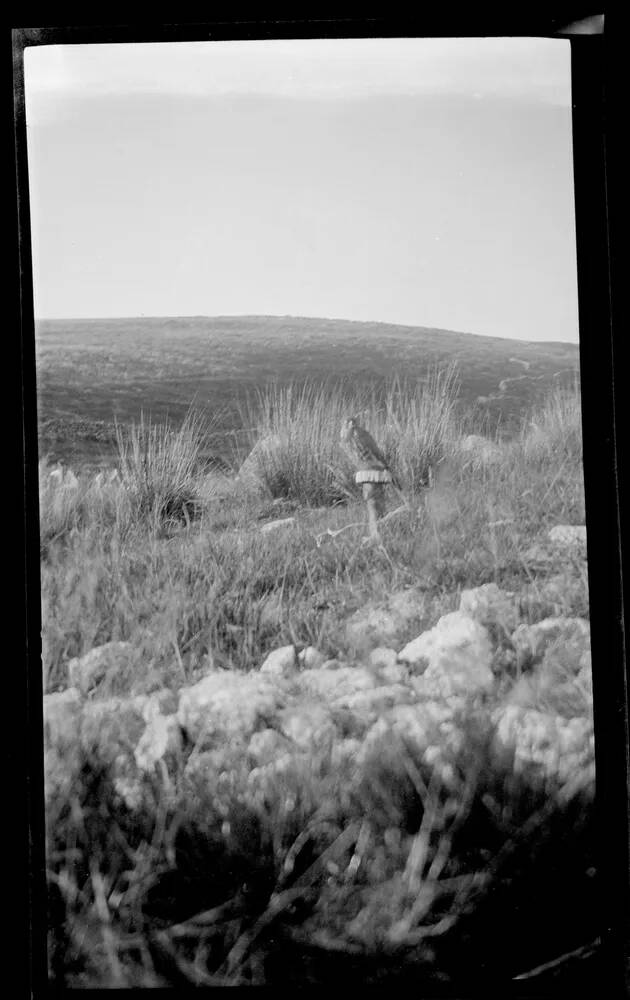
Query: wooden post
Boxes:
[
  {"xmin": 362, "ymin": 482, "xmax": 383, "ymax": 538},
  {"xmin": 355, "ymin": 469, "xmax": 390, "ymax": 539}
]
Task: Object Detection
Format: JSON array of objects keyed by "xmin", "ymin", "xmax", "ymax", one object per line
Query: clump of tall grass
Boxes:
[
  {"xmin": 115, "ymin": 408, "xmax": 207, "ymax": 528},
  {"xmin": 519, "ymin": 378, "xmax": 583, "ymax": 465},
  {"xmin": 241, "ymin": 367, "xmax": 461, "ymax": 506},
  {"xmin": 379, "ymin": 364, "xmax": 461, "ymax": 494},
  {"xmin": 239, "ymin": 383, "xmax": 361, "ymax": 506},
  {"xmin": 39, "ymin": 458, "xmax": 130, "ymax": 553}
]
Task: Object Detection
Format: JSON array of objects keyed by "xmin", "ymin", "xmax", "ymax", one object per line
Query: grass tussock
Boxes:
[
  {"xmin": 38, "ymin": 458, "xmax": 131, "ymax": 554},
  {"xmin": 40, "ymin": 377, "xmax": 587, "ymax": 692},
  {"xmin": 519, "ymin": 377, "xmax": 583, "ymax": 464},
  {"xmin": 115, "ymin": 408, "xmax": 208, "ymax": 528},
  {"xmin": 46, "ymin": 715, "xmax": 597, "ymax": 988},
  {"xmin": 240, "ymin": 365, "xmax": 460, "ymax": 505},
  {"xmin": 40, "ymin": 375, "xmax": 594, "ymax": 987}
]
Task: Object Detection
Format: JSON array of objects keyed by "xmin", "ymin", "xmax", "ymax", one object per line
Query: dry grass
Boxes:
[
  {"xmin": 40, "ymin": 377, "xmax": 595, "ymax": 988},
  {"xmin": 115, "ymin": 408, "xmax": 208, "ymax": 528},
  {"xmin": 239, "ymin": 366, "xmax": 461, "ymax": 505}
]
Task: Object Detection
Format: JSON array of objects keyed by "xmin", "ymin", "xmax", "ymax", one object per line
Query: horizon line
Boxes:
[{"xmin": 33, "ymin": 312, "xmax": 579, "ymax": 346}]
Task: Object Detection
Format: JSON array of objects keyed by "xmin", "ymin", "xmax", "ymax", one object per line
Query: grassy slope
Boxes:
[
  {"xmin": 35, "ymin": 315, "xmax": 579, "ymax": 468},
  {"xmin": 41, "ymin": 381, "xmax": 596, "ymax": 987}
]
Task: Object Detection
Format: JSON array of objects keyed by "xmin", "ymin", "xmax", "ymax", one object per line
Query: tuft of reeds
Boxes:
[
  {"xmin": 115, "ymin": 408, "xmax": 207, "ymax": 528},
  {"xmin": 240, "ymin": 366, "xmax": 461, "ymax": 506},
  {"xmin": 519, "ymin": 378, "xmax": 583, "ymax": 464}
]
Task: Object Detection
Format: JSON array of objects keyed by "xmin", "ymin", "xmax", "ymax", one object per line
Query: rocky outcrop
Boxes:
[
  {"xmin": 177, "ymin": 670, "xmax": 287, "ymax": 747},
  {"xmin": 237, "ymin": 435, "xmax": 283, "ymax": 486},
  {"xmin": 397, "ymin": 611, "xmax": 494, "ymax": 695},
  {"xmin": 44, "ymin": 573, "xmax": 594, "ymax": 813}
]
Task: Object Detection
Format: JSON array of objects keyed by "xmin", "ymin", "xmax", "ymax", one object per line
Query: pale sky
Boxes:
[{"xmin": 24, "ymin": 37, "xmax": 579, "ymax": 342}]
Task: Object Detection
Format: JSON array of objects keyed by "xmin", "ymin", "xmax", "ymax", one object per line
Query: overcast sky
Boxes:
[{"xmin": 24, "ymin": 37, "xmax": 579, "ymax": 342}]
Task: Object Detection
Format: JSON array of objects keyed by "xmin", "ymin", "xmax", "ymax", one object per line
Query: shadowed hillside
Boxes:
[{"xmin": 35, "ymin": 316, "xmax": 579, "ymax": 469}]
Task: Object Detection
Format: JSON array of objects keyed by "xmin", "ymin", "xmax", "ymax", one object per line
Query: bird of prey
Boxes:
[{"xmin": 340, "ymin": 416, "xmax": 400, "ymax": 488}]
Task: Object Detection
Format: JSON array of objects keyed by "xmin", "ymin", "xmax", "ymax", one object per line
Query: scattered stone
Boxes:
[
  {"xmin": 134, "ymin": 713, "xmax": 182, "ymax": 772},
  {"xmin": 360, "ymin": 704, "xmax": 430, "ymax": 761},
  {"xmin": 298, "ymin": 666, "xmax": 377, "ymax": 705},
  {"xmin": 248, "ymin": 728, "xmax": 292, "ymax": 764},
  {"xmin": 339, "ymin": 684, "xmax": 413, "ymax": 723},
  {"xmin": 237, "ymin": 435, "xmax": 283, "ymax": 484},
  {"xmin": 279, "ymin": 703, "xmax": 337, "ymax": 749},
  {"xmin": 261, "ymin": 517, "xmax": 296, "ymax": 534},
  {"xmin": 493, "ymin": 704, "xmax": 594, "ymax": 784},
  {"xmin": 320, "ymin": 658, "xmax": 344, "ymax": 670},
  {"xmin": 398, "ymin": 611, "xmax": 494, "ymax": 695},
  {"xmin": 43, "ymin": 688, "xmax": 82, "ymax": 750},
  {"xmin": 67, "ymin": 641, "xmax": 132, "ymax": 696},
  {"xmin": 368, "ymin": 647, "xmax": 399, "ymax": 672},
  {"xmin": 136, "ymin": 688, "xmax": 180, "ymax": 722},
  {"xmin": 177, "ymin": 671, "xmax": 286, "ymax": 746},
  {"xmin": 260, "ymin": 645, "xmax": 299, "ymax": 678},
  {"xmin": 299, "ymin": 647, "xmax": 326, "ymax": 670}
]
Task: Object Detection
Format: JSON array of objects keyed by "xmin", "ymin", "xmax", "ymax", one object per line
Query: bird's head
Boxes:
[{"xmin": 340, "ymin": 416, "xmax": 357, "ymax": 440}]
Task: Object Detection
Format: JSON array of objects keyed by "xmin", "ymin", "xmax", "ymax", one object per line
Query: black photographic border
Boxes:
[{"xmin": 11, "ymin": 15, "xmax": 627, "ymax": 998}]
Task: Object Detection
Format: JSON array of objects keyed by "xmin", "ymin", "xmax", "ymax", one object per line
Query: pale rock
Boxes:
[
  {"xmin": 279, "ymin": 703, "xmax": 337, "ymax": 749},
  {"xmin": 368, "ymin": 647, "xmax": 399, "ymax": 672},
  {"xmin": 237, "ymin": 435, "xmax": 283, "ymax": 484},
  {"xmin": 397, "ymin": 611, "xmax": 494, "ymax": 694},
  {"xmin": 248, "ymin": 728, "xmax": 292, "ymax": 764},
  {"xmin": 134, "ymin": 713, "xmax": 182, "ymax": 772},
  {"xmin": 177, "ymin": 670, "xmax": 285, "ymax": 746},
  {"xmin": 67, "ymin": 641, "xmax": 132, "ymax": 696},
  {"xmin": 43, "ymin": 687, "xmax": 82, "ymax": 749},
  {"xmin": 459, "ymin": 583, "xmax": 518, "ymax": 631},
  {"xmin": 380, "ymin": 663, "xmax": 410, "ymax": 685},
  {"xmin": 493, "ymin": 704, "xmax": 594, "ymax": 783},
  {"xmin": 136, "ymin": 688, "xmax": 179, "ymax": 723},
  {"xmin": 298, "ymin": 666, "xmax": 377, "ymax": 705},
  {"xmin": 320, "ymin": 658, "xmax": 344, "ymax": 670},
  {"xmin": 259, "ymin": 645, "xmax": 298, "ymax": 678},
  {"xmin": 360, "ymin": 704, "xmax": 431, "ymax": 761},
  {"xmin": 298, "ymin": 646, "xmax": 326, "ymax": 670},
  {"xmin": 340, "ymin": 684, "xmax": 412, "ymax": 722},
  {"xmin": 260, "ymin": 517, "xmax": 296, "ymax": 534},
  {"xmin": 548, "ymin": 525, "xmax": 587, "ymax": 549}
]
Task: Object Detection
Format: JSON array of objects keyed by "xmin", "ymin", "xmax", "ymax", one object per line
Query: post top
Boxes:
[{"xmin": 355, "ymin": 469, "xmax": 392, "ymax": 484}]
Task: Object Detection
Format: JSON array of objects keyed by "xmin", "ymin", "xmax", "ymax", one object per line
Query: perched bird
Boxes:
[{"xmin": 340, "ymin": 416, "xmax": 400, "ymax": 488}]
